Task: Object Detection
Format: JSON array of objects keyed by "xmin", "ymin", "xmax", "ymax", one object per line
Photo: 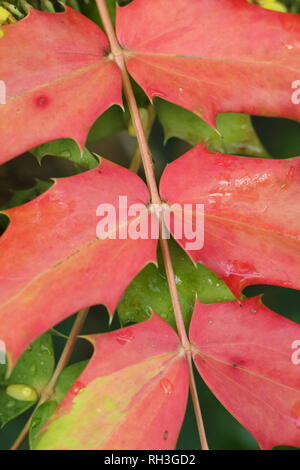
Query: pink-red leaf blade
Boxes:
[
  {"xmin": 190, "ymin": 298, "xmax": 300, "ymax": 449},
  {"xmin": 34, "ymin": 315, "xmax": 189, "ymax": 450},
  {"xmin": 159, "ymin": 145, "xmax": 300, "ymax": 296},
  {"xmin": 0, "ymin": 7, "xmax": 122, "ymax": 163},
  {"xmin": 117, "ymin": 0, "xmax": 300, "ymax": 126},
  {"xmin": 0, "ymin": 159, "xmax": 156, "ymax": 369}
]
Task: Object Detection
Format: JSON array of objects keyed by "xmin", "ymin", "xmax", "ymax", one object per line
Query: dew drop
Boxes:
[
  {"xmin": 5, "ymin": 400, "xmax": 16, "ymax": 409},
  {"xmin": 260, "ymin": 205, "xmax": 268, "ymax": 214},
  {"xmin": 163, "ymin": 430, "xmax": 169, "ymax": 440},
  {"xmin": 116, "ymin": 329, "xmax": 134, "ymax": 345},
  {"xmin": 149, "ymin": 280, "xmax": 160, "ymax": 293},
  {"xmin": 290, "ymin": 401, "xmax": 300, "ymax": 429},
  {"xmin": 70, "ymin": 381, "xmax": 85, "ymax": 396},
  {"xmin": 40, "ymin": 344, "xmax": 51, "ymax": 355},
  {"xmin": 31, "ymin": 417, "xmax": 41, "ymax": 429},
  {"xmin": 208, "ymin": 320, "xmax": 214, "ymax": 325},
  {"xmin": 60, "ymin": 150, "xmax": 71, "ymax": 158},
  {"xmin": 160, "ymin": 378, "xmax": 173, "ymax": 395},
  {"xmin": 30, "ymin": 364, "xmax": 36, "ymax": 375},
  {"xmin": 280, "ymin": 166, "xmax": 295, "ymax": 191},
  {"xmin": 5, "ymin": 400, "xmax": 15, "ymax": 409}
]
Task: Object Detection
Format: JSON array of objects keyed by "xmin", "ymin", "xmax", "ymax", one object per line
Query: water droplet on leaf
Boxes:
[
  {"xmin": 70, "ymin": 381, "xmax": 85, "ymax": 396},
  {"xmin": 5, "ymin": 400, "xmax": 15, "ymax": 409},
  {"xmin": 60, "ymin": 150, "xmax": 71, "ymax": 158},
  {"xmin": 290, "ymin": 401, "xmax": 300, "ymax": 429},
  {"xmin": 116, "ymin": 329, "xmax": 134, "ymax": 345},
  {"xmin": 31, "ymin": 417, "xmax": 41, "ymax": 429},
  {"xmin": 159, "ymin": 378, "xmax": 173, "ymax": 395}
]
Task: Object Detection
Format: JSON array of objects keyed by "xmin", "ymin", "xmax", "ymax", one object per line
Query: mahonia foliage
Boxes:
[{"xmin": 0, "ymin": 0, "xmax": 300, "ymax": 451}]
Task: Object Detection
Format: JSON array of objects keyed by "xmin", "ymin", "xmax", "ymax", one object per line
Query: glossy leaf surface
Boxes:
[
  {"xmin": 34, "ymin": 316, "xmax": 189, "ymax": 450},
  {"xmin": 190, "ymin": 298, "xmax": 300, "ymax": 449},
  {"xmin": 156, "ymin": 100, "xmax": 268, "ymax": 158},
  {"xmin": 0, "ymin": 159, "xmax": 156, "ymax": 369},
  {"xmin": 117, "ymin": 0, "xmax": 300, "ymax": 126},
  {"xmin": 118, "ymin": 239, "xmax": 235, "ymax": 328},
  {"xmin": 160, "ymin": 145, "xmax": 300, "ymax": 296},
  {"xmin": 0, "ymin": 7, "xmax": 122, "ymax": 164},
  {"xmin": 0, "ymin": 333, "xmax": 54, "ymax": 426}
]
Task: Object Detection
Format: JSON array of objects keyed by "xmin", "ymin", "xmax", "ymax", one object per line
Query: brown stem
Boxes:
[
  {"xmin": 95, "ymin": 0, "xmax": 122, "ymax": 55},
  {"xmin": 118, "ymin": 59, "xmax": 161, "ymax": 204},
  {"xmin": 96, "ymin": 0, "xmax": 209, "ymax": 450},
  {"xmin": 187, "ymin": 353, "xmax": 209, "ymax": 450},
  {"xmin": 96, "ymin": 0, "xmax": 160, "ymax": 204},
  {"xmin": 41, "ymin": 307, "xmax": 89, "ymax": 398},
  {"xmin": 159, "ymin": 238, "xmax": 190, "ymax": 348},
  {"xmin": 10, "ymin": 307, "xmax": 89, "ymax": 450},
  {"xmin": 129, "ymin": 105, "xmax": 155, "ymax": 173}
]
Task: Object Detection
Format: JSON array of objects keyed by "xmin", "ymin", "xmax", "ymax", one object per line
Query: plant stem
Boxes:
[
  {"xmin": 118, "ymin": 59, "xmax": 162, "ymax": 204},
  {"xmin": 129, "ymin": 105, "xmax": 155, "ymax": 173},
  {"xmin": 95, "ymin": 0, "xmax": 122, "ymax": 55},
  {"xmin": 96, "ymin": 0, "xmax": 209, "ymax": 450},
  {"xmin": 187, "ymin": 353, "xmax": 209, "ymax": 450},
  {"xmin": 10, "ymin": 307, "xmax": 89, "ymax": 450},
  {"xmin": 42, "ymin": 307, "xmax": 89, "ymax": 398},
  {"xmin": 96, "ymin": 0, "xmax": 160, "ymax": 205},
  {"xmin": 159, "ymin": 237, "xmax": 190, "ymax": 348}
]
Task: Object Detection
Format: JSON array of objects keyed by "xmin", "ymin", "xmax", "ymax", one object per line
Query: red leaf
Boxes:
[
  {"xmin": 34, "ymin": 315, "xmax": 189, "ymax": 450},
  {"xmin": 0, "ymin": 159, "xmax": 156, "ymax": 370},
  {"xmin": 190, "ymin": 298, "xmax": 300, "ymax": 449},
  {"xmin": 159, "ymin": 144, "xmax": 300, "ymax": 296},
  {"xmin": 117, "ymin": 0, "xmax": 300, "ymax": 126},
  {"xmin": 0, "ymin": 7, "xmax": 122, "ymax": 164}
]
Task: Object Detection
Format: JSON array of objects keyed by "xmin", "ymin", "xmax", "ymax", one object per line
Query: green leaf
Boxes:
[
  {"xmin": 0, "ymin": 180, "xmax": 51, "ymax": 210},
  {"xmin": 29, "ymin": 401, "xmax": 57, "ymax": 449},
  {"xmin": 156, "ymin": 99, "xmax": 269, "ymax": 158},
  {"xmin": 0, "ymin": 333, "xmax": 54, "ymax": 426},
  {"xmin": 31, "ymin": 107, "xmax": 129, "ymax": 166},
  {"xmin": 55, "ymin": 361, "xmax": 88, "ymax": 403},
  {"xmin": 29, "ymin": 361, "xmax": 88, "ymax": 449},
  {"xmin": 118, "ymin": 239, "xmax": 235, "ymax": 329},
  {"xmin": 87, "ymin": 106, "xmax": 129, "ymax": 143},
  {"xmin": 30, "ymin": 140, "xmax": 98, "ymax": 170}
]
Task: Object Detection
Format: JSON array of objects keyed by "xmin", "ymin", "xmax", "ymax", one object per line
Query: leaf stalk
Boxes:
[{"xmin": 96, "ymin": 0, "xmax": 209, "ymax": 450}]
